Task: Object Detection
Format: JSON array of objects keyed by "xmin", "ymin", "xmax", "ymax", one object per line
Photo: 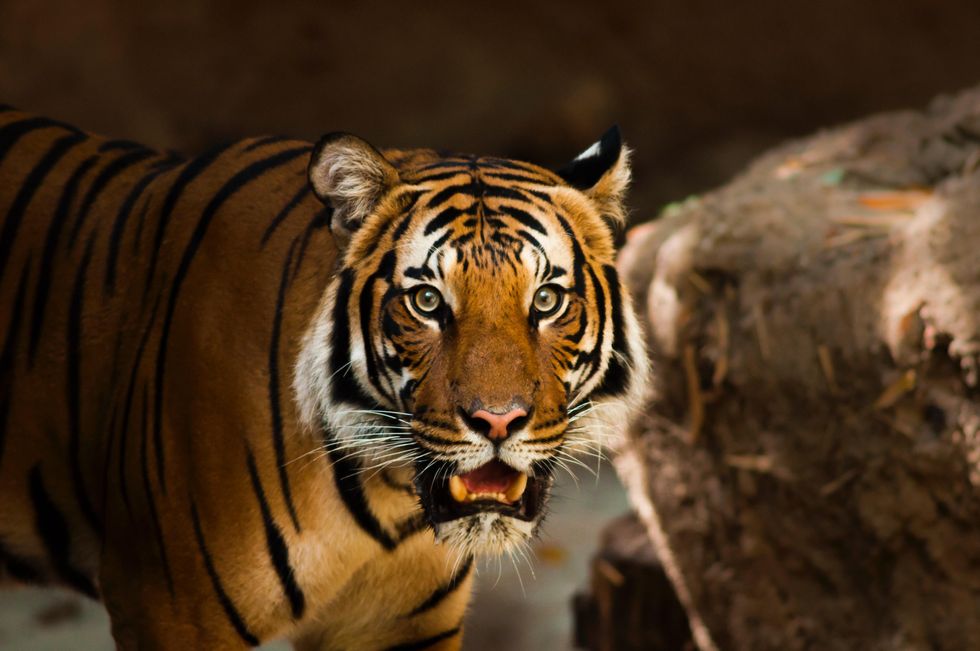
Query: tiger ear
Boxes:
[
  {"xmin": 308, "ymin": 132, "xmax": 400, "ymax": 239},
  {"xmin": 556, "ymin": 125, "xmax": 631, "ymax": 230}
]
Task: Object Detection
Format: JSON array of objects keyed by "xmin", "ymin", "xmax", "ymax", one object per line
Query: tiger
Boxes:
[{"xmin": 0, "ymin": 104, "xmax": 649, "ymax": 650}]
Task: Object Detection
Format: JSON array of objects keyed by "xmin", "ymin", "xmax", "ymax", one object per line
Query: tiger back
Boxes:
[{"xmin": 0, "ymin": 105, "xmax": 649, "ymax": 649}]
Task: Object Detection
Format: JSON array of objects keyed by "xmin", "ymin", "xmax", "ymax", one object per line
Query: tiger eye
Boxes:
[
  {"xmin": 532, "ymin": 285, "xmax": 563, "ymax": 316},
  {"xmin": 413, "ymin": 286, "xmax": 443, "ymax": 313}
]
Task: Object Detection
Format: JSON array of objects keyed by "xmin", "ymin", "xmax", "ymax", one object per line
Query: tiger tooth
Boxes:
[
  {"xmin": 505, "ymin": 473, "xmax": 528, "ymax": 503},
  {"xmin": 449, "ymin": 476, "xmax": 468, "ymax": 503}
]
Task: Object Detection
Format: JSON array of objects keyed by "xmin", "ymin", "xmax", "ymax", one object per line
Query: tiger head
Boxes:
[{"xmin": 295, "ymin": 128, "xmax": 649, "ymax": 556}]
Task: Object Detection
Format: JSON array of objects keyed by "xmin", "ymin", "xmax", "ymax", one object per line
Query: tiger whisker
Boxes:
[
  {"xmin": 507, "ymin": 550, "xmax": 527, "ymax": 598},
  {"xmin": 514, "ymin": 540, "xmax": 536, "ymax": 581}
]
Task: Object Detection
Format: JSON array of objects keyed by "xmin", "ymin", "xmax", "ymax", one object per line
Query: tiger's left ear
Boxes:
[
  {"xmin": 556, "ymin": 125, "xmax": 631, "ymax": 230},
  {"xmin": 308, "ymin": 132, "xmax": 400, "ymax": 240}
]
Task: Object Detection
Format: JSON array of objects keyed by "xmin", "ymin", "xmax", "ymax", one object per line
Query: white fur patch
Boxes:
[
  {"xmin": 433, "ymin": 512, "xmax": 537, "ymax": 557},
  {"xmin": 574, "ymin": 140, "xmax": 603, "ymax": 162}
]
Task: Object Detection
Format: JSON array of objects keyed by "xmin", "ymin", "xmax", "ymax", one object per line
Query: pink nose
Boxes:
[{"xmin": 470, "ymin": 408, "xmax": 528, "ymax": 441}]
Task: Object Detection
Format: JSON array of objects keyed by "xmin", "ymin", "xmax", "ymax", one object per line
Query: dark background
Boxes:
[
  {"xmin": 4, "ymin": 0, "xmax": 980, "ymax": 221},
  {"xmin": 3, "ymin": 2, "xmax": 980, "ymax": 648}
]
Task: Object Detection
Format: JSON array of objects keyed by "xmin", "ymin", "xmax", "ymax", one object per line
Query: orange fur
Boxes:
[{"xmin": 0, "ymin": 107, "xmax": 648, "ymax": 649}]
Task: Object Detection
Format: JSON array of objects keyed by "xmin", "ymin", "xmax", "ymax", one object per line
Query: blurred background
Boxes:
[
  {"xmin": 4, "ymin": 0, "xmax": 980, "ymax": 221},
  {"xmin": 2, "ymin": 0, "xmax": 980, "ymax": 649}
]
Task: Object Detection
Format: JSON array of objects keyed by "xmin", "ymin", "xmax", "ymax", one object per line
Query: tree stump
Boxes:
[
  {"xmin": 615, "ymin": 86, "xmax": 980, "ymax": 650},
  {"xmin": 573, "ymin": 513, "xmax": 692, "ymax": 651}
]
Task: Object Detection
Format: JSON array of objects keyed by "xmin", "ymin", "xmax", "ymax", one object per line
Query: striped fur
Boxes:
[{"xmin": 0, "ymin": 107, "xmax": 648, "ymax": 649}]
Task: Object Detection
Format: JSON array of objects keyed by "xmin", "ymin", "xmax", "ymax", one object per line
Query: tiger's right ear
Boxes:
[
  {"xmin": 308, "ymin": 132, "xmax": 400, "ymax": 239},
  {"xmin": 556, "ymin": 126, "xmax": 630, "ymax": 231}
]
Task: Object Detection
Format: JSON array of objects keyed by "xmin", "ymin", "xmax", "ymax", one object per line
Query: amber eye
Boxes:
[
  {"xmin": 532, "ymin": 285, "xmax": 563, "ymax": 317},
  {"xmin": 412, "ymin": 286, "xmax": 443, "ymax": 314}
]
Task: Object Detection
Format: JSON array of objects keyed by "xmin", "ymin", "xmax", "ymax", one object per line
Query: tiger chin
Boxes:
[
  {"xmin": 0, "ymin": 102, "xmax": 649, "ymax": 649},
  {"xmin": 294, "ymin": 127, "xmax": 651, "ymax": 559}
]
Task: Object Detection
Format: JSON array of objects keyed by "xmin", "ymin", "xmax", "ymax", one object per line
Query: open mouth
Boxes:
[{"xmin": 416, "ymin": 459, "xmax": 548, "ymax": 524}]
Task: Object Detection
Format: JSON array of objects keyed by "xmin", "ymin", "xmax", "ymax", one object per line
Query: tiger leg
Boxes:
[
  {"xmin": 100, "ymin": 538, "xmax": 258, "ymax": 649},
  {"xmin": 291, "ymin": 532, "xmax": 473, "ymax": 651},
  {"xmin": 99, "ymin": 497, "xmax": 253, "ymax": 650}
]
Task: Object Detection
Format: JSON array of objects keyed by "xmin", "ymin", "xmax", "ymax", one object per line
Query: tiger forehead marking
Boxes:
[
  {"xmin": 298, "ymin": 128, "xmax": 650, "ymax": 555},
  {"xmin": 395, "ymin": 161, "xmax": 575, "ymax": 302},
  {"xmin": 358, "ymin": 159, "xmax": 570, "ymax": 267}
]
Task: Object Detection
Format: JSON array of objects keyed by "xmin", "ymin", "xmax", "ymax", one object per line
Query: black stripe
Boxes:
[
  {"xmin": 329, "ymin": 269, "xmax": 375, "ymax": 407},
  {"xmin": 423, "ymin": 206, "xmax": 470, "ymax": 235},
  {"xmin": 380, "ymin": 469, "xmax": 417, "ymax": 496},
  {"xmin": 104, "ymin": 165, "xmax": 171, "ymax": 294},
  {"xmin": 480, "ymin": 183, "xmax": 544, "ymax": 204},
  {"xmin": 269, "ymin": 238, "xmax": 302, "ymax": 531},
  {"xmin": 131, "ymin": 190, "xmax": 155, "ymax": 254},
  {"xmin": 143, "ymin": 142, "xmax": 237, "ymax": 297},
  {"xmin": 29, "ymin": 156, "xmax": 98, "ymax": 363},
  {"xmin": 67, "ymin": 148, "xmax": 156, "ymax": 247},
  {"xmin": 513, "ymin": 229, "xmax": 546, "ymax": 256},
  {"xmin": 0, "ymin": 537, "xmax": 42, "ymax": 582},
  {"xmin": 98, "ymin": 400, "xmax": 121, "ymax": 523},
  {"xmin": 486, "ymin": 183, "xmax": 553, "ymax": 206},
  {"xmin": 554, "ymin": 214, "xmax": 586, "ymax": 293},
  {"xmin": 0, "ymin": 257, "xmax": 32, "ymax": 466},
  {"xmin": 424, "ymin": 181, "xmax": 480, "ymax": 210},
  {"xmin": 359, "ymin": 251, "xmax": 397, "ymax": 402},
  {"xmin": 497, "ymin": 205, "xmax": 548, "ymax": 236},
  {"xmin": 411, "ymin": 169, "xmax": 468, "ymax": 183},
  {"xmin": 422, "ymin": 232, "xmax": 453, "ymax": 269},
  {"xmin": 391, "ymin": 195, "xmax": 422, "ymax": 241},
  {"xmin": 66, "ymin": 235, "xmax": 101, "ymax": 534},
  {"xmin": 28, "ymin": 465, "xmax": 98, "ymax": 598},
  {"xmin": 590, "ymin": 264, "xmax": 631, "ymax": 399},
  {"xmin": 0, "ymin": 131, "xmax": 86, "ymax": 279},
  {"xmin": 244, "ymin": 134, "xmax": 290, "ymax": 152},
  {"xmin": 0, "ymin": 116, "xmax": 78, "ymax": 169},
  {"xmin": 190, "ymin": 501, "xmax": 261, "ymax": 646},
  {"xmin": 483, "ymin": 157, "xmax": 553, "ymax": 176},
  {"xmin": 483, "ymin": 171, "xmax": 553, "ymax": 185},
  {"xmin": 326, "ymin": 448, "xmax": 397, "ymax": 550},
  {"xmin": 403, "ymin": 265, "xmax": 437, "ymax": 281},
  {"xmin": 260, "ymin": 183, "xmax": 311, "ymax": 247},
  {"xmin": 117, "ymin": 296, "xmax": 161, "ymax": 518},
  {"xmin": 290, "ymin": 208, "xmax": 331, "ymax": 281},
  {"xmin": 410, "ymin": 160, "xmax": 470, "ymax": 176},
  {"xmin": 413, "ymin": 431, "xmax": 468, "ymax": 448},
  {"xmin": 405, "ymin": 556, "xmax": 473, "ymax": 617},
  {"xmin": 244, "ymin": 446, "xmax": 306, "ymax": 618},
  {"xmin": 526, "ymin": 431, "xmax": 565, "ymax": 445},
  {"xmin": 152, "ymin": 146, "xmax": 309, "ymax": 495},
  {"xmin": 139, "ymin": 384, "xmax": 174, "ymax": 595},
  {"xmin": 395, "ymin": 512, "xmax": 429, "ymax": 542},
  {"xmin": 575, "ymin": 264, "xmax": 608, "ymax": 390},
  {"xmin": 385, "ymin": 627, "xmax": 462, "ymax": 651},
  {"xmin": 98, "ymin": 139, "xmax": 147, "ymax": 153}
]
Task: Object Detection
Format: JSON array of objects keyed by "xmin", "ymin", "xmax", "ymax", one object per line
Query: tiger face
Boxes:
[{"xmin": 295, "ymin": 128, "xmax": 649, "ymax": 555}]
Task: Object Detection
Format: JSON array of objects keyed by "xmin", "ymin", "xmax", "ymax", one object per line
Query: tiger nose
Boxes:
[{"xmin": 467, "ymin": 407, "xmax": 529, "ymax": 441}]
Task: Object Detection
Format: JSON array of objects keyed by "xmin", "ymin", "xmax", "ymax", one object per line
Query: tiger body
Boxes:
[{"xmin": 0, "ymin": 106, "xmax": 648, "ymax": 649}]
